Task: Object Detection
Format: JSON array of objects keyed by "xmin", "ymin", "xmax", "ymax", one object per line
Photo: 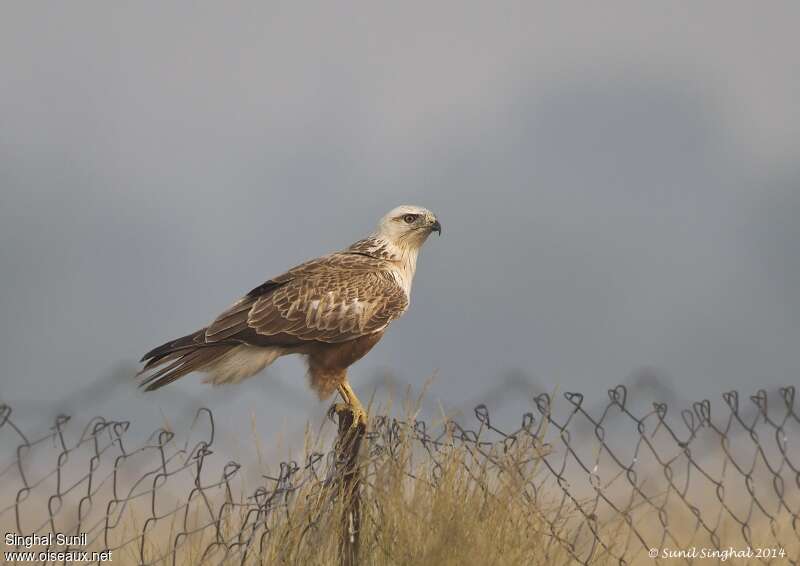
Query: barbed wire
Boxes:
[{"xmin": 1, "ymin": 386, "xmax": 797, "ymax": 565}]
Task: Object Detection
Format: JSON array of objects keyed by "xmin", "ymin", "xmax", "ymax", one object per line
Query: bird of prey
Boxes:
[{"xmin": 138, "ymin": 205, "xmax": 441, "ymax": 426}]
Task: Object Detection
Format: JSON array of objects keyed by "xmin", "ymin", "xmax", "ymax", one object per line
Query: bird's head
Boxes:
[{"xmin": 375, "ymin": 205, "xmax": 441, "ymax": 249}]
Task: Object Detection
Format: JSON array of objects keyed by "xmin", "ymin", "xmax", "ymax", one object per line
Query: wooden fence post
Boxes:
[{"xmin": 334, "ymin": 410, "xmax": 366, "ymax": 566}]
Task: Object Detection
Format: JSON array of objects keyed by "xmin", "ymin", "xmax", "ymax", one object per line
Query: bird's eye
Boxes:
[{"xmin": 403, "ymin": 214, "xmax": 417, "ymax": 224}]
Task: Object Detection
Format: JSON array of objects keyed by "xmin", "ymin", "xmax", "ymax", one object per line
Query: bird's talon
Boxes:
[
  {"xmin": 328, "ymin": 402, "xmax": 368, "ymax": 429},
  {"xmin": 350, "ymin": 406, "xmax": 368, "ymax": 428},
  {"xmin": 328, "ymin": 402, "xmax": 348, "ymax": 421}
]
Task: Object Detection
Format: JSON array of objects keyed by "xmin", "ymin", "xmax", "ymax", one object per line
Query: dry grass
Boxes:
[
  {"xmin": 2, "ymin": 392, "xmax": 798, "ymax": 565},
  {"xmin": 70, "ymin": 420, "xmax": 796, "ymax": 566},
  {"xmin": 126, "ymin": 415, "xmax": 570, "ymax": 566}
]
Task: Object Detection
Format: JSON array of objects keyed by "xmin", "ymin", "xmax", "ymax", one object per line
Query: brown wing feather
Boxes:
[
  {"xmin": 139, "ymin": 252, "xmax": 406, "ymax": 390},
  {"xmin": 205, "ymin": 253, "xmax": 408, "ymax": 345}
]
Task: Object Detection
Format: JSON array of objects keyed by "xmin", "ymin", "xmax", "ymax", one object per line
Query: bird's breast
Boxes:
[{"xmin": 387, "ymin": 260, "xmax": 417, "ymax": 299}]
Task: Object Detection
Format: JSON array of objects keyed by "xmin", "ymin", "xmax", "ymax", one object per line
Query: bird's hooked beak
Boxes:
[{"xmin": 430, "ymin": 219, "xmax": 442, "ymax": 236}]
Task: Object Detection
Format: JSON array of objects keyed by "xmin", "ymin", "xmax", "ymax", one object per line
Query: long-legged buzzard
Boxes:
[{"xmin": 139, "ymin": 205, "xmax": 441, "ymax": 426}]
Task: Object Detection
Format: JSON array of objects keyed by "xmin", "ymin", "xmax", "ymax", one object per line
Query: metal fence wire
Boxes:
[{"xmin": 1, "ymin": 386, "xmax": 798, "ymax": 565}]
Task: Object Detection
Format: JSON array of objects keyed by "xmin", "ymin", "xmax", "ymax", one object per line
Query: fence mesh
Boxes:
[{"xmin": 1, "ymin": 385, "xmax": 798, "ymax": 565}]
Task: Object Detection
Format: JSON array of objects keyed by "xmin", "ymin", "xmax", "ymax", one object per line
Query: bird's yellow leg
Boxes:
[{"xmin": 329, "ymin": 381, "xmax": 368, "ymax": 428}]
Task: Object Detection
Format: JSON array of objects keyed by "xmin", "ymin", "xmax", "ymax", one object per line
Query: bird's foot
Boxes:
[{"xmin": 327, "ymin": 402, "xmax": 368, "ymax": 430}]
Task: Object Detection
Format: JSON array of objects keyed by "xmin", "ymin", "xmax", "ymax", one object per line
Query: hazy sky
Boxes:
[{"xmin": 1, "ymin": 3, "xmax": 798, "ymax": 446}]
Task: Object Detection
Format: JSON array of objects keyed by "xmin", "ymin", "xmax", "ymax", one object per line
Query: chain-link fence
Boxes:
[{"xmin": 1, "ymin": 386, "xmax": 798, "ymax": 565}]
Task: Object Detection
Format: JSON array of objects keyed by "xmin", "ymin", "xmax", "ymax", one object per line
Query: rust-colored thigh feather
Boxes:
[{"xmin": 304, "ymin": 332, "xmax": 384, "ymax": 399}]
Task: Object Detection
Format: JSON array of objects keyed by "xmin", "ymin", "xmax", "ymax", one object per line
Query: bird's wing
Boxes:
[{"xmin": 205, "ymin": 253, "xmax": 408, "ymax": 345}]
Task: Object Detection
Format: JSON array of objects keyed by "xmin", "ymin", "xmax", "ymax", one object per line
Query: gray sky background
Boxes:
[{"xmin": 1, "ymin": 3, "xmax": 799, "ymax": 453}]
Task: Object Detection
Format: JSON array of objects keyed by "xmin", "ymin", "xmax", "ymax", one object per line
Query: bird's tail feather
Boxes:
[
  {"xmin": 140, "ymin": 329, "xmax": 206, "ymax": 364},
  {"xmin": 139, "ymin": 329, "xmax": 235, "ymax": 391}
]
